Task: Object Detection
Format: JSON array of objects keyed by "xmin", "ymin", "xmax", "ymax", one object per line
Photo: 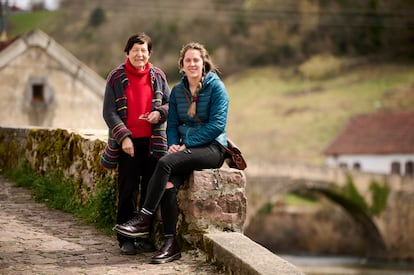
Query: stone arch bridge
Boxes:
[{"xmin": 244, "ymin": 161, "xmax": 414, "ymax": 260}]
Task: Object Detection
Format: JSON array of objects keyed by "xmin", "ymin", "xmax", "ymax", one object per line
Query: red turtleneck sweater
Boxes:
[{"xmin": 124, "ymin": 60, "xmax": 152, "ymax": 138}]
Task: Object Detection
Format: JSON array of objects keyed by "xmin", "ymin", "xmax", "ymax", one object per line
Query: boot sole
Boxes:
[
  {"xmin": 150, "ymin": 252, "xmax": 181, "ymax": 264},
  {"xmin": 114, "ymin": 228, "xmax": 150, "ymax": 238},
  {"xmin": 120, "ymin": 249, "xmax": 137, "ymax": 255}
]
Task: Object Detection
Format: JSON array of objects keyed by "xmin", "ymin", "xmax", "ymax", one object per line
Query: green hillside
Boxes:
[
  {"xmin": 225, "ymin": 61, "xmax": 414, "ymax": 165},
  {"xmin": 4, "ymin": 4, "xmax": 414, "ymax": 167},
  {"xmin": 6, "ymin": 10, "xmax": 62, "ymax": 35}
]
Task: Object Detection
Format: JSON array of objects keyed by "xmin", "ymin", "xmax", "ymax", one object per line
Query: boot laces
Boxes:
[{"xmin": 124, "ymin": 215, "xmax": 142, "ymax": 226}]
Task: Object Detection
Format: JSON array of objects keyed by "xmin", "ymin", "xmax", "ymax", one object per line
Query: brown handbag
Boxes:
[
  {"xmin": 223, "ymin": 138, "xmax": 247, "ymax": 170},
  {"xmin": 181, "ymin": 87, "xmax": 247, "ymax": 170}
]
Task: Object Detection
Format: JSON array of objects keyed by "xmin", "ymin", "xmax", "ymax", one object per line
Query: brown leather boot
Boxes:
[
  {"xmin": 113, "ymin": 212, "xmax": 151, "ymax": 238},
  {"xmin": 150, "ymin": 237, "xmax": 181, "ymax": 264}
]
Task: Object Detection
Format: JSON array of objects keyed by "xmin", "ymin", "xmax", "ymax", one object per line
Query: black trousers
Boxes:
[
  {"xmin": 143, "ymin": 143, "xmax": 226, "ymax": 235},
  {"xmin": 117, "ymin": 137, "xmax": 157, "ymax": 244}
]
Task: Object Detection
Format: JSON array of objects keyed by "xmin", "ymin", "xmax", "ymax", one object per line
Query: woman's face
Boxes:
[
  {"xmin": 182, "ymin": 49, "xmax": 203, "ymax": 81},
  {"xmin": 127, "ymin": 42, "xmax": 150, "ymax": 70}
]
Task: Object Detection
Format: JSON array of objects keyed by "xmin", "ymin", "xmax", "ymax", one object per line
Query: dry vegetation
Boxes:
[
  {"xmin": 28, "ymin": 0, "xmax": 414, "ymax": 81},
  {"xmin": 225, "ymin": 61, "xmax": 414, "ymax": 165},
  {"xmin": 6, "ymin": 0, "xmax": 414, "ymax": 167}
]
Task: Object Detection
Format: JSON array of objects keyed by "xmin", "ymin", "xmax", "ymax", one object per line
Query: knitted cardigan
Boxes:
[{"xmin": 100, "ymin": 63, "xmax": 170, "ymax": 169}]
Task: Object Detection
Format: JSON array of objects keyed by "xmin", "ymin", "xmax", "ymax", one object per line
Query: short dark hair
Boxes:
[{"xmin": 124, "ymin": 33, "xmax": 152, "ymax": 54}]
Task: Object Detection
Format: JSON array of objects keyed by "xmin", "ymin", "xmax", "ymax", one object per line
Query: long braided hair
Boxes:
[{"xmin": 178, "ymin": 42, "xmax": 219, "ymax": 118}]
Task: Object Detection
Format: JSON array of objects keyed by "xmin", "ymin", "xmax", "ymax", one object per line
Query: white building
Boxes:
[{"xmin": 323, "ymin": 111, "xmax": 414, "ymax": 176}]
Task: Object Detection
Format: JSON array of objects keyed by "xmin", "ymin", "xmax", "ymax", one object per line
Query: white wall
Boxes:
[
  {"xmin": 325, "ymin": 154, "xmax": 414, "ymax": 175},
  {"xmin": 5, "ymin": 0, "xmax": 60, "ymax": 11}
]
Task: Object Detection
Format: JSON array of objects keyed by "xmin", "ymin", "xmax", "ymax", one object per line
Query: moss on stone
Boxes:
[
  {"xmin": 0, "ymin": 131, "xmax": 7, "ymax": 169},
  {"xmin": 369, "ymin": 180, "xmax": 390, "ymax": 216}
]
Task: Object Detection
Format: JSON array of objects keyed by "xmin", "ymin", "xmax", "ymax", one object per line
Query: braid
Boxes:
[{"xmin": 187, "ymin": 78, "xmax": 203, "ymax": 117}]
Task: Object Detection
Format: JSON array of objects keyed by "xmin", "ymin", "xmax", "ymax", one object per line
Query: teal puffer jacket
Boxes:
[{"xmin": 167, "ymin": 71, "xmax": 229, "ymax": 148}]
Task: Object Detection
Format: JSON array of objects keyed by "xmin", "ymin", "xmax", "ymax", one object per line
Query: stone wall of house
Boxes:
[{"xmin": 0, "ymin": 30, "xmax": 106, "ymax": 129}]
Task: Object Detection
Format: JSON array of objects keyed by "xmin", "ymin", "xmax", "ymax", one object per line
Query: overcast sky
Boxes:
[{"xmin": 6, "ymin": 0, "xmax": 60, "ymax": 10}]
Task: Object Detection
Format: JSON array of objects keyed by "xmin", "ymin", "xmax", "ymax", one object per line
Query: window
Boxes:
[
  {"xmin": 406, "ymin": 161, "xmax": 414, "ymax": 176},
  {"xmin": 25, "ymin": 76, "xmax": 53, "ymax": 108},
  {"xmin": 339, "ymin": 163, "xmax": 348, "ymax": 169},
  {"xmin": 353, "ymin": 162, "xmax": 361, "ymax": 170},
  {"xmin": 391, "ymin": 162, "xmax": 401, "ymax": 175},
  {"xmin": 32, "ymin": 84, "xmax": 45, "ymax": 103}
]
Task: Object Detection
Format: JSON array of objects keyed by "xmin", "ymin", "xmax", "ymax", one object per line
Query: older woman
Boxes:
[
  {"xmin": 113, "ymin": 42, "xmax": 229, "ymax": 264},
  {"xmin": 101, "ymin": 33, "xmax": 170, "ymax": 255}
]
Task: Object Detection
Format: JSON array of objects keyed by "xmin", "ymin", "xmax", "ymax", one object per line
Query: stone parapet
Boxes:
[
  {"xmin": 0, "ymin": 126, "xmax": 247, "ymax": 234},
  {"xmin": 203, "ymin": 232, "xmax": 304, "ymax": 275}
]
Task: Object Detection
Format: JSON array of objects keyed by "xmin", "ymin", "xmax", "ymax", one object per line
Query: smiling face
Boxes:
[
  {"xmin": 182, "ymin": 49, "xmax": 204, "ymax": 81},
  {"xmin": 126, "ymin": 42, "xmax": 150, "ymax": 70}
]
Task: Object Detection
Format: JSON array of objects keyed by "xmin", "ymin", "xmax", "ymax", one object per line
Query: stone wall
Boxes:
[
  {"xmin": 0, "ymin": 126, "xmax": 305, "ymax": 274},
  {"xmin": 0, "ymin": 126, "xmax": 246, "ymax": 240}
]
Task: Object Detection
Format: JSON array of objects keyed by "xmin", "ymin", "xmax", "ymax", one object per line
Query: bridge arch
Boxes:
[
  {"xmin": 310, "ymin": 187, "xmax": 387, "ymax": 258},
  {"xmin": 246, "ymin": 175, "xmax": 388, "ymax": 258}
]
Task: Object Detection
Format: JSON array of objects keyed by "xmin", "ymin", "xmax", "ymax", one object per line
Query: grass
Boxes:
[
  {"xmin": 257, "ymin": 193, "xmax": 317, "ymax": 214},
  {"xmin": 5, "ymin": 162, "xmax": 117, "ymax": 235},
  {"xmin": 225, "ymin": 62, "xmax": 414, "ymax": 166},
  {"xmin": 7, "ymin": 10, "xmax": 62, "ymax": 37},
  {"xmin": 283, "ymin": 193, "xmax": 318, "ymax": 207}
]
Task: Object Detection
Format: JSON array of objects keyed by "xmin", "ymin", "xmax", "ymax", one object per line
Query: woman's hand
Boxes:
[
  {"xmin": 122, "ymin": 137, "xmax": 134, "ymax": 157},
  {"xmin": 140, "ymin": 111, "xmax": 161, "ymax": 124},
  {"xmin": 168, "ymin": 144, "xmax": 186, "ymax": 154}
]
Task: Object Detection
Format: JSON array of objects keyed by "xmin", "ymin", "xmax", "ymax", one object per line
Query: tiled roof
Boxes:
[{"xmin": 323, "ymin": 111, "xmax": 414, "ymax": 155}]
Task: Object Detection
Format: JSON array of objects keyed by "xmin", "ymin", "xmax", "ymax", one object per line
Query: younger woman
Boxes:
[{"xmin": 114, "ymin": 42, "xmax": 229, "ymax": 264}]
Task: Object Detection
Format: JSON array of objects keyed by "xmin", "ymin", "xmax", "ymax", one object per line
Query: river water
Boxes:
[{"xmin": 280, "ymin": 255, "xmax": 414, "ymax": 275}]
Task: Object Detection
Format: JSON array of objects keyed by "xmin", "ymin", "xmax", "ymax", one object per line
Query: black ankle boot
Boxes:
[
  {"xmin": 113, "ymin": 212, "xmax": 152, "ymax": 238},
  {"xmin": 150, "ymin": 237, "xmax": 181, "ymax": 264}
]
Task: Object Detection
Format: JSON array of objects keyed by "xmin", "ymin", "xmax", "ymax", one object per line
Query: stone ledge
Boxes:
[{"xmin": 203, "ymin": 232, "xmax": 304, "ymax": 275}]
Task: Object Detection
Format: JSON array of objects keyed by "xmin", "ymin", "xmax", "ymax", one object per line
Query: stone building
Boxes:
[
  {"xmin": 0, "ymin": 29, "xmax": 106, "ymax": 129},
  {"xmin": 323, "ymin": 110, "xmax": 414, "ymax": 176}
]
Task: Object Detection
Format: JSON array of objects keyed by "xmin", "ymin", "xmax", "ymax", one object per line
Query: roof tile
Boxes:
[{"xmin": 323, "ymin": 111, "xmax": 414, "ymax": 155}]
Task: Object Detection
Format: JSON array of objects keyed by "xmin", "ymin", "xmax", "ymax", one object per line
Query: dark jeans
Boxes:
[
  {"xmin": 143, "ymin": 143, "xmax": 226, "ymax": 213},
  {"xmin": 117, "ymin": 137, "xmax": 157, "ymax": 244}
]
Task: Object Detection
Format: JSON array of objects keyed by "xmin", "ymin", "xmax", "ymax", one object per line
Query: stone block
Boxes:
[{"xmin": 178, "ymin": 168, "xmax": 247, "ymax": 245}]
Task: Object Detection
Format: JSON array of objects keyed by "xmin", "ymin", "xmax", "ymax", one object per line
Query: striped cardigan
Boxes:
[{"xmin": 100, "ymin": 63, "xmax": 170, "ymax": 169}]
